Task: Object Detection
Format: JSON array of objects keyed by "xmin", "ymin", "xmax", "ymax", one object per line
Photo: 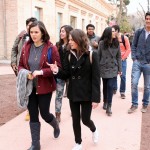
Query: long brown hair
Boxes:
[
  {"xmin": 29, "ymin": 21, "xmax": 50, "ymax": 43},
  {"xmin": 69, "ymin": 29, "xmax": 89, "ymax": 54},
  {"xmin": 57, "ymin": 25, "xmax": 73, "ymax": 49}
]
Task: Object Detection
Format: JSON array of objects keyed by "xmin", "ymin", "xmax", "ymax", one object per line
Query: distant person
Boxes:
[
  {"xmin": 112, "ymin": 25, "xmax": 131, "ymax": 99},
  {"xmin": 48, "ymin": 29, "xmax": 100, "ymax": 150},
  {"xmin": 86, "ymin": 24, "xmax": 100, "ymax": 51},
  {"xmin": 124, "ymin": 32, "xmax": 129, "ymax": 37},
  {"xmin": 18, "ymin": 21, "xmax": 61, "ymax": 150},
  {"xmin": 128, "ymin": 11, "xmax": 150, "ymax": 114},
  {"xmin": 11, "ymin": 17, "xmax": 37, "ymax": 121},
  {"xmin": 55, "ymin": 25, "xmax": 73, "ymax": 122},
  {"xmin": 128, "ymin": 32, "xmax": 134, "ymax": 46},
  {"xmin": 98, "ymin": 26, "xmax": 122, "ymax": 116},
  {"xmin": 11, "ymin": 17, "xmax": 37, "ymax": 76}
]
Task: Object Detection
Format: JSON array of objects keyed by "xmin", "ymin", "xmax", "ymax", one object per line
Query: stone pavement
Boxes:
[{"xmin": 0, "ymin": 58, "xmax": 144, "ymax": 150}]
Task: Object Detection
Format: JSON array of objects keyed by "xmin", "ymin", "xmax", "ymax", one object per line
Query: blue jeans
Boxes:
[
  {"xmin": 102, "ymin": 78, "xmax": 115, "ymax": 104},
  {"xmin": 113, "ymin": 60, "xmax": 127, "ymax": 93},
  {"xmin": 131, "ymin": 60, "xmax": 150, "ymax": 106}
]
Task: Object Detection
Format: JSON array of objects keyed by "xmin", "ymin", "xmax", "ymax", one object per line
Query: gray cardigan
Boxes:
[
  {"xmin": 17, "ymin": 69, "xmax": 33, "ymax": 108},
  {"xmin": 98, "ymin": 40, "xmax": 122, "ymax": 78}
]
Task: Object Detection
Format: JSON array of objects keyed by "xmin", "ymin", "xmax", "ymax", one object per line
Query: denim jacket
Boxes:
[{"xmin": 131, "ymin": 28, "xmax": 150, "ymax": 63}]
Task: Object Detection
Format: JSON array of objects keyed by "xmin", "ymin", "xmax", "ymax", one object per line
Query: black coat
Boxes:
[
  {"xmin": 56, "ymin": 43, "xmax": 69, "ymax": 70},
  {"xmin": 56, "ymin": 50, "xmax": 100, "ymax": 103}
]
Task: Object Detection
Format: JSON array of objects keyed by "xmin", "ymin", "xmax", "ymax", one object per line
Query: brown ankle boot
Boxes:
[{"xmin": 55, "ymin": 112, "xmax": 61, "ymax": 123}]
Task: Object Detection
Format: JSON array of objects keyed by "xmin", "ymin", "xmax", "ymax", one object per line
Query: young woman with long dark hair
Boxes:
[
  {"xmin": 48, "ymin": 29, "xmax": 100, "ymax": 150},
  {"xmin": 98, "ymin": 26, "xmax": 122, "ymax": 116},
  {"xmin": 55, "ymin": 25, "xmax": 73, "ymax": 122},
  {"xmin": 18, "ymin": 21, "xmax": 61, "ymax": 150}
]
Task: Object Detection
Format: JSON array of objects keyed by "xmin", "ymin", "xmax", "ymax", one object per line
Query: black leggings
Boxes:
[
  {"xmin": 69, "ymin": 100, "xmax": 96, "ymax": 144},
  {"xmin": 28, "ymin": 88, "xmax": 54, "ymax": 123}
]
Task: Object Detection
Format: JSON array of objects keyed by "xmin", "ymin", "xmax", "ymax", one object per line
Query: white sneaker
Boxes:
[
  {"xmin": 92, "ymin": 127, "xmax": 99, "ymax": 144},
  {"xmin": 72, "ymin": 143, "xmax": 82, "ymax": 150}
]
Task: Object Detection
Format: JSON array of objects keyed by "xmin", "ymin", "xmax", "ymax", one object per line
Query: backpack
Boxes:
[
  {"xmin": 135, "ymin": 28, "xmax": 143, "ymax": 47},
  {"xmin": 47, "ymin": 47, "xmax": 57, "ymax": 82},
  {"xmin": 121, "ymin": 35, "xmax": 126, "ymax": 49},
  {"xmin": 47, "ymin": 47, "xmax": 52, "ymax": 63},
  {"xmin": 68, "ymin": 50, "xmax": 93, "ymax": 64},
  {"xmin": 18, "ymin": 30, "xmax": 27, "ymax": 44}
]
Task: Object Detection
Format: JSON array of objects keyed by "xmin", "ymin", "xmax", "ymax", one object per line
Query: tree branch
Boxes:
[{"xmin": 139, "ymin": 3, "xmax": 146, "ymax": 15}]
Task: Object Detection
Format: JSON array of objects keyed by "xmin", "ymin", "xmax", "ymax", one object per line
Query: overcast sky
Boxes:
[{"xmin": 127, "ymin": 0, "xmax": 148, "ymax": 14}]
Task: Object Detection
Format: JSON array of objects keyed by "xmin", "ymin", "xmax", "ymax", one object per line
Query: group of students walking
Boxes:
[{"xmin": 10, "ymin": 11, "xmax": 150, "ymax": 150}]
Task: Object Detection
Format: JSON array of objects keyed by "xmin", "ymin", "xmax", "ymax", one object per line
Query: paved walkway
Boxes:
[{"xmin": 0, "ymin": 59, "xmax": 143, "ymax": 150}]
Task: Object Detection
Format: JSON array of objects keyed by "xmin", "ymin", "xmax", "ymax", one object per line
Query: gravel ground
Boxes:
[{"xmin": 0, "ymin": 74, "xmax": 25, "ymax": 126}]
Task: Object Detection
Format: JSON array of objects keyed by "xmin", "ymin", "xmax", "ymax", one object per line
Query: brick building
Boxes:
[{"xmin": 0, "ymin": 0, "xmax": 117, "ymax": 59}]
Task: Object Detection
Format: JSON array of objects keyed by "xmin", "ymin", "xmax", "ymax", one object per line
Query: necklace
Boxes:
[
  {"xmin": 34, "ymin": 47, "xmax": 38, "ymax": 61},
  {"xmin": 33, "ymin": 44, "xmax": 43, "ymax": 61},
  {"xmin": 34, "ymin": 55, "xmax": 38, "ymax": 61}
]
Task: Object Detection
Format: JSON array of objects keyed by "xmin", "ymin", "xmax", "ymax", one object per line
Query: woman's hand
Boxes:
[
  {"xmin": 92, "ymin": 102, "xmax": 99, "ymax": 109},
  {"xmin": 118, "ymin": 72, "xmax": 122, "ymax": 76},
  {"xmin": 47, "ymin": 61, "xmax": 59, "ymax": 73},
  {"xmin": 12, "ymin": 64, "xmax": 18, "ymax": 72},
  {"xmin": 27, "ymin": 73, "xmax": 33, "ymax": 80},
  {"xmin": 32, "ymin": 70, "xmax": 42, "ymax": 78},
  {"xmin": 92, "ymin": 40, "xmax": 98, "ymax": 48}
]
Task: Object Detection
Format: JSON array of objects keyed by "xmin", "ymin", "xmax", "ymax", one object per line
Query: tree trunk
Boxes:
[
  {"xmin": 148, "ymin": 0, "xmax": 150, "ymax": 11},
  {"xmin": 117, "ymin": 0, "xmax": 123, "ymax": 25}
]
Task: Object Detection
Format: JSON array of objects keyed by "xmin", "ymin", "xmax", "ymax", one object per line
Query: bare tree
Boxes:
[
  {"xmin": 137, "ymin": 2, "xmax": 146, "ymax": 23},
  {"xmin": 139, "ymin": 3, "xmax": 146, "ymax": 14},
  {"xmin": 117, "ymin": 0, "xmax": 123, "ymax": 24},
  {"xmin": 137, "ymin": 9, "xmax": 145, "ymax": 22}
]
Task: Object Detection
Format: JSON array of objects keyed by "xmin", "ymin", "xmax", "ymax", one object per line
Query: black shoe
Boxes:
[
  {"xmin": 106, "ymin": 103, "xmax": 112, "ymax": 116},
  {"xmin": 113, "ymin": 90, "xmax": 117, "ymax": 94},
  {"xmin": 121, "ymin": 93, "xmax": 126, "ymax": 99},
  {"xmin": 103, "ymin": 102, "xmax": 107, "ymax": 110}
]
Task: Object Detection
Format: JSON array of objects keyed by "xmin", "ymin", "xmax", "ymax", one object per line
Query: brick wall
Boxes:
[
  {"xmin": 5, "ymin": 0, "xmax": 18, "ymax": 59},
  {"xmin": 0, "ymin": 0, "xmax": 18, "ymax": 59},
  {"xmin": 0, "ymin": 0, "xmax": 117, "ymax": 59}
]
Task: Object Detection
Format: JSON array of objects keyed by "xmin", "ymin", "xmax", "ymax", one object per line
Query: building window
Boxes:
[
  {"xmin": 34, "ymin": 7, "xmax": 43, "ymax": 21},
  {"xmin": 70, "ymin": 16, "xmax": 77, "ymax": 28},
  {"xmin": 57, "ymin": 12, "xmax": 63, "ymax": 41}
]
